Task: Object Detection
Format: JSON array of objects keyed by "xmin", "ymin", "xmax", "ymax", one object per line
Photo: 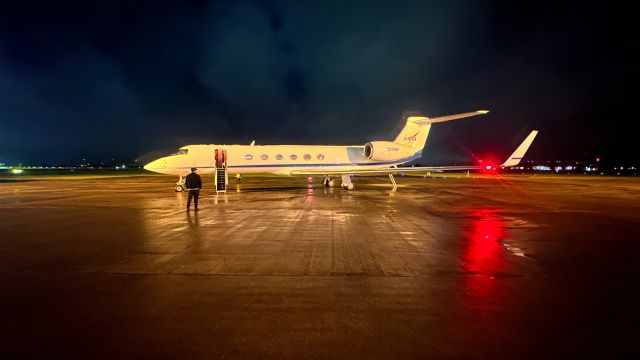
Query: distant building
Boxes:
[{"xmin": 532, "ymin": 165, "xmax": 551, "ymax": 171}]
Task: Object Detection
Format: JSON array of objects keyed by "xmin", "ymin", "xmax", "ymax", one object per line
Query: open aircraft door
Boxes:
[{"xmin": 214, "ymin": 149, "xmax": 228, "ymax": 193}]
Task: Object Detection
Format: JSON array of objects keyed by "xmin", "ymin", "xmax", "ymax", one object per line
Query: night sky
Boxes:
[{"xmin": 0, "ymin": 1, "xmax": 634, "ymax": 165}]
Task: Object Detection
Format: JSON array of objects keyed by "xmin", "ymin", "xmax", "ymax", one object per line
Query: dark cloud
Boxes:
[{"xmin": 0, "ymin": 0, "xmax": 635, "ymax": 164}]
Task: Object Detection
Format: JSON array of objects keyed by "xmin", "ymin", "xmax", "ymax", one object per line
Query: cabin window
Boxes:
[
  {"xmin": 260, "ymin": 154, "xmax": 268, "ymax": 160},
  {"xmin": 244, "ymin": 154, "xmax": 253, "ymax": 160},
  {"xmin": 303, "ymin": 154, "xmax": 311, "ymax": 160},
  {"xmin": 275, "ymin": 154, "xmax": 283, "ymax": 160},
  {"xmin": 290, "ymin": 154, "xmax": 297, "ymax": 160},
  {"xmin": 317, "ymin": 154, "xmax": 325, "ymax": 160}
]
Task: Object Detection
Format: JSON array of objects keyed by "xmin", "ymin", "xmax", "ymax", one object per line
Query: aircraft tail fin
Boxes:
[{"xmin": 501, "ymin": 130, "xmax": 538, "ymax": 167}]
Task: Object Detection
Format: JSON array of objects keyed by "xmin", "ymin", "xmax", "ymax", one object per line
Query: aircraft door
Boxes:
[
  {"xmin": 215, "ymin": 149, "xmax": 227, "ymax": 169},
  {"xmin": 214, "ymin": 149, "xmax": 228, "ymax": 193}
]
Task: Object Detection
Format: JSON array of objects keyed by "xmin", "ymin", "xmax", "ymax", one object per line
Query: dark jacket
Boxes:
[{"xmin": 185, "ymin": 172, "xmax": 202, "ymax": 190}]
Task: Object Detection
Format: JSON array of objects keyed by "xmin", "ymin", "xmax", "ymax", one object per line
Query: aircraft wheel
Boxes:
[
  {"xmin": 175, "ymin": 185, "xmax": 184, "ymax": 192},
  {"xmin": 328, "ymin": 179, "xmax": 335, "ymax": 187},
  {"xmin": 346, "ymin": 183, "xmax": 354, "ymax": 190}
]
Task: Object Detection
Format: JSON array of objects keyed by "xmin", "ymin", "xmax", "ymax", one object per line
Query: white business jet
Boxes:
[{"xmin": 143, "ymin": 110, "xmax": 538, "ymax": 191}]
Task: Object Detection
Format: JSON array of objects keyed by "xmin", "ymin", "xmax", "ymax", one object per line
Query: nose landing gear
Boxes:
[
  {"xmin": 175, "ymin": 175, "xmax": 186, "ymax": 192},
  {"xmin": 323, "ymin": 175, "xmax": 354, "ymax": 190}
]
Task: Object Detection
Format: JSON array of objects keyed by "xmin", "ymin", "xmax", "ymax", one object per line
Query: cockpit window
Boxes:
[{"xmin": 170, "ymin": 149, "xmax": 188, "ymax": 156}]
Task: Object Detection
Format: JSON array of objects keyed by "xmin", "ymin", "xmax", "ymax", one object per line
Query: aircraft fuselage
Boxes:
[{"xmin": 143, "ymin": 144, "xmax": 421, "ymax": 176}]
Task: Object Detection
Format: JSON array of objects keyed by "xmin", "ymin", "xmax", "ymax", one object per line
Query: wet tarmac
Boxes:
[{"xmin": 1, "ymin": 174, "xmax": 639, "ymax": 358}]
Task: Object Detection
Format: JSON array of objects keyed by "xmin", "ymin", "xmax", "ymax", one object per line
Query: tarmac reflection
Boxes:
[
  {"xmin": 214, "ymin": 194, "xmax": 228, "ymax": 204},
  {"xmin": 186, "ymin": 210, "xmax": 200, "ymax": 227},
  {"xmin": 462, "ymin": 208, "xmax": 508, "ymax": 297},
  {"xmin": 305, "ymin": 181, "xmax": 314, "ymax": 204},
  {"xmin": 175, "ymin": 191, "xmax": 184, "ymax": 207},
  {"xmin": 462, "ymin": 208, "xmax": 508, "ymax": 274}
]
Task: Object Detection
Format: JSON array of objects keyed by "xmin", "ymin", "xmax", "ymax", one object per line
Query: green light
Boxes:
[{"xmin": 10, "ymin": 169, "xmax": 24, "ymax": 174}]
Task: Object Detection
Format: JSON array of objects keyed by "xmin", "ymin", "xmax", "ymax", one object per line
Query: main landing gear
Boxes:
[
  {"xmin": 340, "ymin": 174, "xmax": 354, "ymax": 190},
  {"xmin": 322, "ymin": 176, "xmax": 335, "ymax": 188},
  {"xmin": 322, "ymin": 175, "xmax": 354, "ymax": 190},
  {"xmin": 175, "ymin": 175, "xmax": 186, "ymax": 192}
]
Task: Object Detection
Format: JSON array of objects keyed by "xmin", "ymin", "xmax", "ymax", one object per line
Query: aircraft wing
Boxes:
[
  {"xmin": 501, "ymin": 130, "xmax": 538, "ymax": 167},
  {"xmin": 290, "ymin": 130, "xmax": 538, "ymax": 176},
  {"xmin": 290, "ymin": 165, "xmax": 478, "ymax": 176}
]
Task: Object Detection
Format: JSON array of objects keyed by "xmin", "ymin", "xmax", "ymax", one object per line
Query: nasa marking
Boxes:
[{"xmin": 403, "ymin": 132, "xmax": 418, "ymax": 142}]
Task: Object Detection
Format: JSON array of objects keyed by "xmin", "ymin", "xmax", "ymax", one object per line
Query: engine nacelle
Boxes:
[{"xmin": 364, "ymin": 141, "xmax": 414, "ymax": 161}]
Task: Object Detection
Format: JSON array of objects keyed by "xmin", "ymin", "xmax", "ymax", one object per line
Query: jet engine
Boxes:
[{"xmin": 364, "ymin": 141, "xmax": 414, "ymax": 161}]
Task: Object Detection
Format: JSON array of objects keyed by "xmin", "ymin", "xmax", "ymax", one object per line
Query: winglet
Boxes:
[
  {"xmin": 250, "ymin": 140, "xmax": 255, "ymax": 146},
  {"xmin": 501, "ymin": 130, "xmax": 538, "ymax": 167}
]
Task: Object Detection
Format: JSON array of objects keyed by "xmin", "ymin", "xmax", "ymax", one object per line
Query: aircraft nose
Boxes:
[{"xmin": 144, "ymin": 158, "xmax": 165, "ymax": 171}]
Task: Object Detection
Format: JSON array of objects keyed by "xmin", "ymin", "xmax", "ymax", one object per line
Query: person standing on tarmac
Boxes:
[{"xmin": 185, "ymin": 167, "xmax": 202, "ymax": 211}]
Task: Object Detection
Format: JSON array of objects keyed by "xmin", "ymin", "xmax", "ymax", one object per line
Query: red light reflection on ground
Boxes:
[
  {"xmin": 305, "ymin": 180, "xmax": 314, "ymax": 204},
  {"xmin": 462, "ymin": 209, "xmax": 508, "ymax": 275},
  {"xmin": 461, "ymin": 209, "xmax": 510, "ymax": 299}
]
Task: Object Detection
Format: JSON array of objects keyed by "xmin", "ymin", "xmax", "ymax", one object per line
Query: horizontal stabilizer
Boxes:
[
  {"xmin": 408, "ymin": 110, "xmax": 489, "ymax": 126},
  {"xmin": 501, "ymin": 130, "xmax": 538, "ymax": 167}
]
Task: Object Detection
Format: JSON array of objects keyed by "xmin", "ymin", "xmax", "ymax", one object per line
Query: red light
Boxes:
[
  {"xmin": 481, "ymin": 164, "xmax": 497, "ymax": 174},
  {"xmin": 479, "ymin": 158, "xmax": 498, "ymax": 174}
]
